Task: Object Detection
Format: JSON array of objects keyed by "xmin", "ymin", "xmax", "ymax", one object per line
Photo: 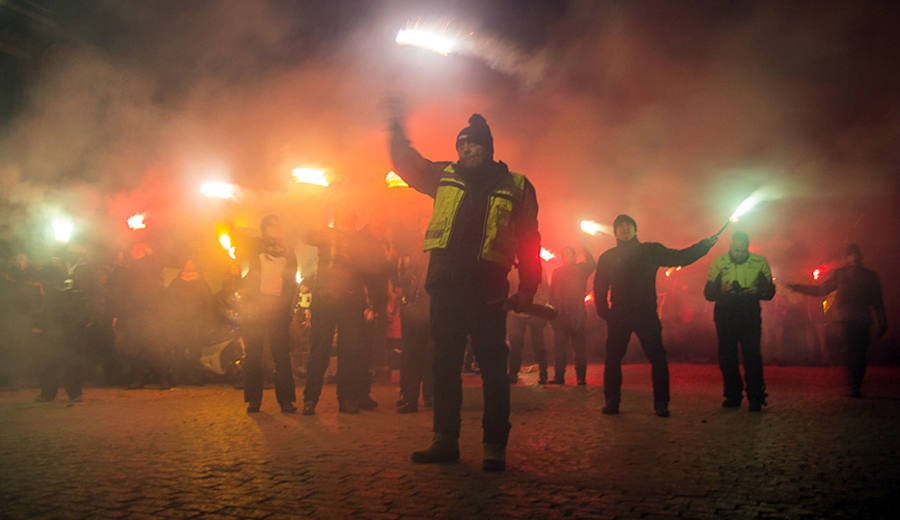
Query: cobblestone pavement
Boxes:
[{"xmin": 2, "ymin": 363, "xmax": 899, "ymax": 519}]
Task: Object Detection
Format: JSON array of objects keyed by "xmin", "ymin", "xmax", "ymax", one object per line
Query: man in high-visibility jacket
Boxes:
[
  {"xmin": 704, "ymin": 232, "xmax": 775, "ymax": 412},
  {"xmin": 390, "ymin": 112, "xmax": 542, "ymax": 472}
]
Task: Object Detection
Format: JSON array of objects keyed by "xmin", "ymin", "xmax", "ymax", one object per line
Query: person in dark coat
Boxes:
[
  {"xmin": 302, "ymin": 209, "xmax": 378, "ymax": 415},
  {"xmin": 594, "ymin": 214, "xmax": 717, "ymax": 417},
  {"xmin": 396, "ymin": 253, "xmax": 433, "ymax": 413},
  {"xmin": 113, "ymin": 243, "xmax": 166, "ymax": 390},
  {"xmin": 508, "ymin": 268, "xmax": 549, "ymax": 385},
  {"xmin": 785, "ymin": 244, "xmax": 886, "ymax": 397},
  {"xmin": 34, "ymin": 252, "xmax": 88, "ymax": 402},
  {"xmin": 548, "ymin": 245, "xmax": 595, "ymax": 385},
  {"xmin": 164, "ymin": 257, "xmax": 213, "ymax": 385}
]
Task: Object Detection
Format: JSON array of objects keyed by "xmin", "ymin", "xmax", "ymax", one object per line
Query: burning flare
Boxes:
[
  {"xmin": 729, "ymin": 193, "xmax": 763, "ymax": 222},
  {"xmin": 715, "ymin": 189, "xmax": 768, "ymax": 237},
  {"xmin": 580, "ymin": 220, "xmax": 612, "ymax": 237},
  {"xmin": 201, "ymin": 182, "xmax": 237, "ymax": 200},
  {"xmin": 218, "ymin": 233, "xmax": 236, "ymax": 260},
  {"xmin": 385, "ymin": 171, "xmax": 409, "ymax": 188},
  {"xmin": 127, "ymin": 214, "xmax": 146, "ymax": 230},
  {"xmin": 52, "ymin": 217, "xmax": 73, "ymax": 243},
  {"xmin": 395, "ymin": 27, "xmax": 458, "ymax": 55},
  {"xmin": 292, "ymin": 168, "xmax": 329, "ymax": 187},
  {"xmin": 540, "ymin": 248, "xmax": 555, "ymax": 261}
]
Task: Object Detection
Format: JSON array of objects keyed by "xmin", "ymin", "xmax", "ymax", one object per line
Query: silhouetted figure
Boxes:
[
  {"xmin": 35, "ymin": 252, "xmax": 89, "ymax": 403},
  {"xmin": 302, "ymin": 210, "xmax": 376, "ymax": 415},
  {"xmin": 114, "ymin": 243, "xmax": 166, "ymax": 390},
  {"xmin": 357, "ymin": 222, "xmax": 394, "ymax": 410},
  {"xmin": 396, "ymin": 254, "xmax": 433, "ymax": 413},
  {"xmin": 508, "ymin": 268, "xmax": 549, "ymax": 385},
  {"xmin": 1, "ymin": 252, "xmax": 42, "ymax": 389},
  {"xmin": 164, "ymin": 257, "xmax": 213, "ymax": 385},
  {"xmin": 548, "ymin": 246, "xmax": 594, "ymax": 385},
  {"xmin": 594, "ymin": 214, "xmax": 717, "ymax": 417},
  {"xmin": 786, "ymin": 244, "xmax": 887, "ymax": 397}
]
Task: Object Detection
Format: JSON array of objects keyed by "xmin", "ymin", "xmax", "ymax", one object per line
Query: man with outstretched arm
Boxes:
[
  {"xmin": 593, "ymin": 214, "xmax": 717, "ymax": 417},
  {"xmin": 785, "ymin": 244, "xmax": 886, "ymax": 398}
]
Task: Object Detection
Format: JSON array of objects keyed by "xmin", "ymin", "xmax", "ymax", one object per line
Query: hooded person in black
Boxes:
[
  {"xmin": 593, "ymin": 214, "xmax": 717, "ymax": 417},
  {"xmin": 390, "ymin": 111, "xmax": 541, "ymax": 471}
]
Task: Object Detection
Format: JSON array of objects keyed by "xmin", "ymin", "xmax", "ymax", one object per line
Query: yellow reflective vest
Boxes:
[
  {"xmin": 423, "ymin": 164, "xmax": 526, "ymax": 267},
  {"xmin": 706, "ymin": 252, "xmax": 773, "ymax": 294}
]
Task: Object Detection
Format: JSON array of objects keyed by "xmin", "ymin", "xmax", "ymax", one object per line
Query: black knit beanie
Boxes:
[
  {"xmin": 613, "ymin": 214, "xmax": 637, "ymax": 231},
  {"xmin": 456, "ymin": 113, "xmax": 494, "ymax": 157}
]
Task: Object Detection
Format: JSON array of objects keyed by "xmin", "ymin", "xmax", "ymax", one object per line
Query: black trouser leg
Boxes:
[
  {"xmin": 471, "ymin": 304, "xmax": 510, "ymax": 445},
  {"xmin": 634, "ymin": 314, "xmax": 669, "ymax": 405},
  {"xmin": 422, "ymin": 337, "xmax": 434, "ymax": 403},
  {"xmin": 604, "ymin": 318, "xmax": 631, "ymax": 405},
  {"xmin": 844, "ymin": 322, "xmax": 870, "ymax": 392},
  {"xmin": 507, "ymin": 314, "xmax": 526, "ymax": 378},
  {"xmin": 716, "ymin": 320, "xmax": 743, "ymax": 400},
  {"xmin": 269, "ymin": 316, "xmax": 295, "ymax": 406},
  {"xmin": 359, "ymin": 320, "xmax": 375, "ymax": 398},
  {"xmin": 401, "ymin": 319, "xmax": 429, "ymax": 403},
  {"xmin": 430, "ymin": 293, "xmax": 468, "ymax": 437},
  {"xmin": 528, "ymin": 317, "xmax": 548, "ymax": 381},
  {"xmin": 399, "ymin": 337, "xmax": 412, "ymax": 402},
  {"xmin": 552, "ymin": 321, "xmax": 569, "ymax": 380},
  {"xmin": 39, "ymin": 355, "xmax": 60, "ymax": 400},
  {"xmin": 572, "ymin": 321, "xmax": 587, "ymax": 382},
  {"xmin": 242, "ymin": 323, "xmax": 265, "ymax": 405},
  {"xmin": 304, "ymin": 303, "xmax": 337, "ymax": 404},
  {"xmin": 740, "ymin": 321, "xmax": 765, "ymax": 401},
  {"xmin": 336, "ymin": 306, "xmax": 365, "ymax": 402}
]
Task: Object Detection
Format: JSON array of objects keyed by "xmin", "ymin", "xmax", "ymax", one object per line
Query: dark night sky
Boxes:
[{"xmin": 1, "ymin": 0, "xmax": 899, "ymax": 333}]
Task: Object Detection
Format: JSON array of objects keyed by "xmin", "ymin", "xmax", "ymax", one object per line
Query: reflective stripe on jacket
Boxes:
[{"xmin": 423, "ymin": 164, "xmax": 526, "ymax": 266}]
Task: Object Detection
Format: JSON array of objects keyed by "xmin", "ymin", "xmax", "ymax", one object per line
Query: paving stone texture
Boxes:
[{"xmin": 2, "ymin": 363, "xmax": 899, "ymax": 519}]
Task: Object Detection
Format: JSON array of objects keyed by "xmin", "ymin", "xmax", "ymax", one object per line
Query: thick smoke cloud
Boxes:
[{"xmin": 1, "ymin": 0, "xmax": 897, "ymax": 344}]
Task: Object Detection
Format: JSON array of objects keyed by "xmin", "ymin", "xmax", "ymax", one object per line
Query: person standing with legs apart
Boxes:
[
  {"xmin": 302, "ymin": 209, "xmax": 378, "ymax": 415},
  {"xmin": 241, "ymin": 215, "xmax": 298, "ymax": 414},
  {"xmin": 594, "ymin": 214, "xmax": 717, "ymax": 417},
  {"xmin": 548, "ymin": 245, "xmax": 595, "ymax": 385},
  {"xmin": 704, "ymin": 232, "xmax": 775, "ymax": 412},
  {"xmin": 785, "ymin": 244, "xmax": 886, "ymax": 398},
  {"xmin": 390, "ymin": 110, "xmax": 542, "ymax": 471}
]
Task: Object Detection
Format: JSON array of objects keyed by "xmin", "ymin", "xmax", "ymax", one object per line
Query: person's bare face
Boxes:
[
  {"xmin": 729, "ymin": 237, "xmax": 750, "ymax": 264},
  {"xmin": 615, "ymin": 222, "xmax": 636, "ymax": 242},
  {"xmin": 263, "ymin": 221, "xmax": 283, "ymax": 242},
  {"xmin": 457, "ymin": 140, "xmax": 488, "ymax": 169}
]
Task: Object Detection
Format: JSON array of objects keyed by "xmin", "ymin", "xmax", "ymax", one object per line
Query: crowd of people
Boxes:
[{"xmin": 0, "ymin": 110, "xmax": 889, "ymax": 474}]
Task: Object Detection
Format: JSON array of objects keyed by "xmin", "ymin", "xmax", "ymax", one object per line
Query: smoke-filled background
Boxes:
[{"xmin": 2, "ymin": 0, "xmax": 898, "ymax": 360}]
